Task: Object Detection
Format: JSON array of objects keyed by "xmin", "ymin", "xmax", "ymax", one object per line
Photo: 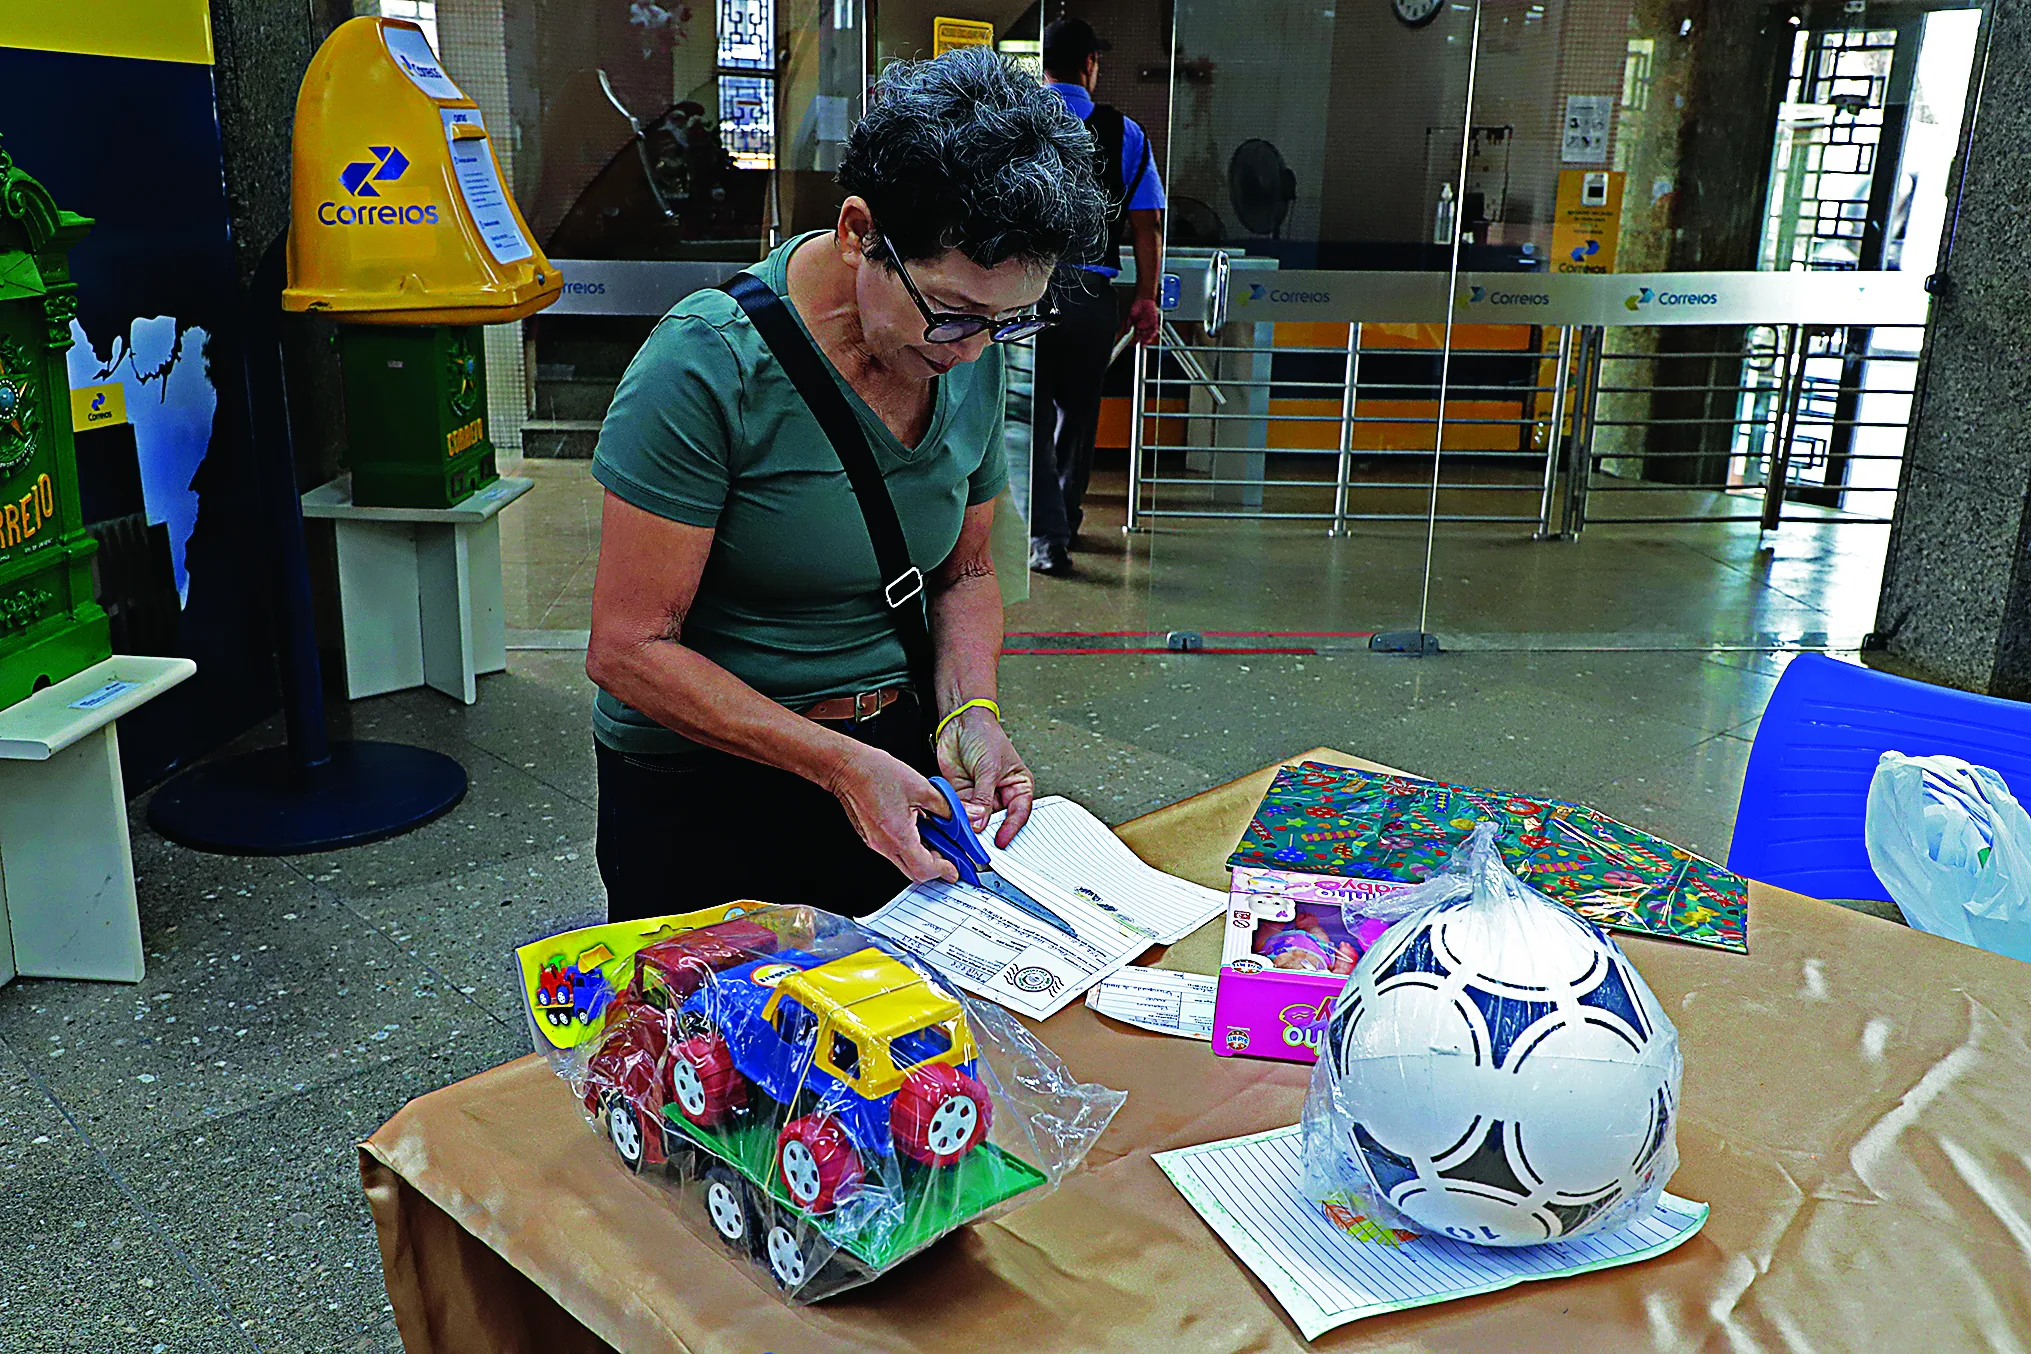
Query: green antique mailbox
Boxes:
[
  {"xmin": 337, "ymin": 323, "xmax": 498, "ymax": 509},
  {"xmin": 0, "ymin": 137, "xmax": 111, "ymax": 706}
]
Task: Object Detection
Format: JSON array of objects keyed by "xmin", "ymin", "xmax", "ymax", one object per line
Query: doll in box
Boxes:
[{"xmin": 1257, "ymin": 912, "xmax": 1359, "ymax": 974}]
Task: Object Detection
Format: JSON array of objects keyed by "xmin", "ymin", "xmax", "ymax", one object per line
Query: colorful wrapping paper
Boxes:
[{"xmin": 1227, "ymin": 763, "xmax": 1748, "ymax": 953}]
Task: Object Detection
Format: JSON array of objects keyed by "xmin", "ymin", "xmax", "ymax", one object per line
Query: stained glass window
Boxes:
[{"xmin": 717, "ymin": 0, "xmax": 775, "ymax": 170}]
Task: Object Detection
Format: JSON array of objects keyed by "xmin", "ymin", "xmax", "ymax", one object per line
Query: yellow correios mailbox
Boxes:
[
  {"xmin": 285, "ymin": 17, "xmax": 559, "ymax": 508},
  {"xmin": 285, "ymin": 15, "xmax": 557, "ymax": 323}
]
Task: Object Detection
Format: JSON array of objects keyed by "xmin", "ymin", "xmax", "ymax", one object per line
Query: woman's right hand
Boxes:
[{"xmin": 825, "ymin": 742, "xmax": 960, "ymax": 885}]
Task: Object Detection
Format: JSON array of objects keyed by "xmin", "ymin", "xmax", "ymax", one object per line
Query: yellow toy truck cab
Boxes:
[{"xmin": 761, "ymin": 948, "xmax": 978, "ymax": 1099}]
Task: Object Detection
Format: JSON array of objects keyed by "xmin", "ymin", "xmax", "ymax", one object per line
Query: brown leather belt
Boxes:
[{"xmin": 798, "ymin": 686, "xmax": 909, "ymax": 724}]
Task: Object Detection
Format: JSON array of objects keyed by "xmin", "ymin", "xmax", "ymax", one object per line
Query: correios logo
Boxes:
[
  {"xmin": 1242, "ymin": 282, "xmax": 1333, "ymax": 306},
  {"xmin": 1626, "ymin": 285, "xmax": 1718, "ymax": 312},
  {"xmin": 391, "ymin": 48, "xmax": 450, "ymax": 86},
  {"xmin": 1461, "ymin": 283, "xmax": 1548, "ymax": 307},
  {"xmin": 319, "ymin": 145, "xmax": 439, "ymax": 226},
  {"xmin": 341, "ymin": 145, "xmax": 410, "ymax": 197}
]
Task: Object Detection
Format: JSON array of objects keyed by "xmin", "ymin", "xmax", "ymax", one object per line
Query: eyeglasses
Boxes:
[{"xmin": 878, "ymin": 238, "xmax": 1056, "ymax": 344}]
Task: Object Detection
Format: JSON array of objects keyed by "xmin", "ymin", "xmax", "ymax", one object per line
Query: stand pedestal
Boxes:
[
  {"xmin": 0, "ymin": 655, "xmax": 196, "ymax": 986},
  {"xmin": 301, "ymin": 474, "xmax": 532, "ymax": 704}
]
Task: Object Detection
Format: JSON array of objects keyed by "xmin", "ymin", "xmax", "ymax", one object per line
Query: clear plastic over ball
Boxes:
[{"xmin": 1301, "ymin": 822, "xmax": 1683, "ymax": 1247}]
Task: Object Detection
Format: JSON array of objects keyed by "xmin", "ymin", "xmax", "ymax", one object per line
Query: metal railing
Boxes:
[
  {"xmin": 1564, "ymin": 321, "xmax": 1920, "ymax": 533},
  {"xmin": 1126, "ymin": 325, "xmax": 1568, "ymax": 533},
  {"xmin": 1125, "ymin": 317, "xmax": 1921, "ymax": 538}
]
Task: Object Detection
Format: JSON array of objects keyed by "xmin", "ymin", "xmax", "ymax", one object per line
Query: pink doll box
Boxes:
[{"xmin": 1212, "ymin": 867, "xmax": 1415, "ymax": 1063}]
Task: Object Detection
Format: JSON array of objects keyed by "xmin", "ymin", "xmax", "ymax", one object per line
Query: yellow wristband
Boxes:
[{"xmin": 934, "ymin": 697, "xmax": 1001, "ymax": 743}]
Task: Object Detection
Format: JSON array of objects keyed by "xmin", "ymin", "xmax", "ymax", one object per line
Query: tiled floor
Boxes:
[{"xmin": 1, "ymin": 453, "xmax": 1894, "ymax": 1350}]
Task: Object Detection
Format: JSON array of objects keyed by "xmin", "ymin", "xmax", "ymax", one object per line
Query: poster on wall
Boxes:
[
  {"xmin": 1561, "ymin": 94, "xmax": 1613, "ymax": 164},
  {"xmin": 0, "ymin": 1, "xmax": 279, "ymax": 786}
]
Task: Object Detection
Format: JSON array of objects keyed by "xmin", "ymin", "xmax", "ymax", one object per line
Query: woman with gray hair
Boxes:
[{"xmin": 585, "ymin": 48, "xmax": 1109, "ymax": 920}]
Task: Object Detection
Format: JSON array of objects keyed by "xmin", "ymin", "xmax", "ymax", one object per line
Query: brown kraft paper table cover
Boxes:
[{"xmin": 360, "ymin": 749, "xmax": 2031, "ymax": 1353}]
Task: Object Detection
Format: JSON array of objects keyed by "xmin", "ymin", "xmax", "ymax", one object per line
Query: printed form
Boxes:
[
  {"xmin": 1086, "ymin": 967, "xmax": 1216, "ymax": 1040},
  {"xmin": 866, "ymin": 797, "xmax": 1227, "ymax": 1019}
]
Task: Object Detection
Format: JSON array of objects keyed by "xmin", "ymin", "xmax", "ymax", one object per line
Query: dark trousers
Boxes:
[
  {"xmin": 595, "ymin": 698, "xmax": 934, "ymax": 922},
  {"xmin": 1029, "ymin": 272, "xmax": 1121, "ymax": 547}
]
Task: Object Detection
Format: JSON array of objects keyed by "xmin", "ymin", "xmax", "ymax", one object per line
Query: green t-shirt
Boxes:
[{"xmin": 589, "ymin": 232, "xmax": 1008, "ymax": 753}]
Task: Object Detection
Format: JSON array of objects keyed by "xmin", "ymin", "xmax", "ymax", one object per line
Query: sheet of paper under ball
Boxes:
[{"xmin": 1155, "ymin": 1126, "xmax": 1709, "ymax": 1338}]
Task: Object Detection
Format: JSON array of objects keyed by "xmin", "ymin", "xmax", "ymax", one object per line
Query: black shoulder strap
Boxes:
[{"xmin": 716, "ymin": 271, "xmax": 936, "ymax": 717}]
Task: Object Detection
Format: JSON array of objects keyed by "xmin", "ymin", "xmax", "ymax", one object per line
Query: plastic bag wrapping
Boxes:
[
  {"xmin": 519, "ymin": 904, "xmax": 1126, "ymax": 1302},
  {"xmin": 1300, "ymin": 823, "xmax": 1683, "ymax": 1248},
  {"xmin": 1865, "ymin": 751, "xmax": 2031, "ymax": 963}
]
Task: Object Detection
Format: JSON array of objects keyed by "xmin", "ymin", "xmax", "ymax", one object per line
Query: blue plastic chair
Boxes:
[{"xmin": 1728, "ymin": 653, "xmax": 2031, "ymax": 899}]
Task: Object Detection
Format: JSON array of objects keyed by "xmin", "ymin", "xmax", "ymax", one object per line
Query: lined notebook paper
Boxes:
[
  {"xmin": 1155, "ymin": 1126, "xmax": 1709, "ymax": 1338},
  {"xmin": 986, "ymin": 796, "xmax": 1227, "ymax": 945}
]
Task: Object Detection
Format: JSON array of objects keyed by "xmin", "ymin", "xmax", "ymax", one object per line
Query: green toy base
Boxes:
[
  {"xmin": 0, "ymin": 609, "xmax": 110, "ymax": 709},
  {"xmin": 659, "ymin": 1104, "xmax": 1048, "ymax": 1273}
]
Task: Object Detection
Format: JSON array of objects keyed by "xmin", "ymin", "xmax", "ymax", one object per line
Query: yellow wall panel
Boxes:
[{"xmin": 0, "ymin": 0, "xmax": 214, "ymax": 65}]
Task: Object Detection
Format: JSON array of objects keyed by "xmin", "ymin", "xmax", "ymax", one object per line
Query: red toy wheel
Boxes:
[
  {"xmin": 668, "ymin": 1033, "xmax": 745, "ymax": 1127},
  {"xmin": 582, "ymin": 1003, "xmax": 668, "ymax": 1117},
  {"xmin": 775, "ymin": 1115, "xmax": 864, "ymax": 1213},
  {"xmin": 890, "ymin": 1065, "xmax": 992, "ymax": 1166}
]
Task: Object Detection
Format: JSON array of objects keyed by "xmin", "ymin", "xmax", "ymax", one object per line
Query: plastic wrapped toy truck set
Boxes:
[{"xmin": 519, "ymin": 905, "xmax": 1124, "ymax": 1302}]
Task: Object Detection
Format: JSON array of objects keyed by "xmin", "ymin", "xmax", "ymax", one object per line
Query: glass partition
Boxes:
[
  {"xmin": 1424, "ymin": 0, "xmax": 1981, "ymax": 652},
  {"xmin": 1038, "ymin": 0, "xmax": 1481, "ymax": 647}
]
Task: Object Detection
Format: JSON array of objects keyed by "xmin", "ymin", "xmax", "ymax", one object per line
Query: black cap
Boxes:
[{"xmin": 1042, "ymin": 18, "xmax": 1110, "ymax": 75}]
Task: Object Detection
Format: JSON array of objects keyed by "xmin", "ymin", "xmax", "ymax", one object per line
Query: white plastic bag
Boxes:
[{"xmin": 1864, "ymin": 752, "xmax": 2031, "ymax": 962}]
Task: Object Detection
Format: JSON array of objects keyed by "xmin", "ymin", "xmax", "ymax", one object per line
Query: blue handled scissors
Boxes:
[{"xmin": 918, "ymin": 776, "xmax": 1077, "ymax": 937}]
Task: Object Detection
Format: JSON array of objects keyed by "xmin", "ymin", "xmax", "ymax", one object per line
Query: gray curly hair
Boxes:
[{"xmin": 838, "ymin": 47, "xmax": 1110, "ymax": 272}]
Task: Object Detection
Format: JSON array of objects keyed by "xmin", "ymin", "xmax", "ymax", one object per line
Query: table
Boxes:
[
  {"xmin": 0, "ymin": 654, "xmax": 195, "ymax": 986},
  {"xmin": 300, "ymin": 475, "xmax": 532, "ymax": 705},
  {"xmin": 362, "ymin": 748, "xmax": 2031, "ymax": 1352}
]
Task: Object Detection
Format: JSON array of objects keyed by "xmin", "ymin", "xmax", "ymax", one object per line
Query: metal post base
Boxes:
[
  {"xmin": 1370, "ymin": 631, "xmax": 1443, "ymax": 656},
  {"xmin": 146, "ymin": 740, "xmax": 467, "ymax": 855}
]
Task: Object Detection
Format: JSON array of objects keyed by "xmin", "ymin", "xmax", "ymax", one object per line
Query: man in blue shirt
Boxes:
[{"xmin": 1031, "ymin": 17, "xmax": 1166, "ymax": 576}]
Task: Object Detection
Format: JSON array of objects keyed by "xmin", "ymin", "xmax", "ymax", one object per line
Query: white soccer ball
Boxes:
[{"xmin": 1319, "ymin": 893, "xmax": 1680, "ymax": 1246}]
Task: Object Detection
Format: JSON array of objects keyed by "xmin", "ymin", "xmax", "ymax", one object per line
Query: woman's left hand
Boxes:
[{"xmin": 935, "ymin": 705, "xmax": 1035, "ymax": 847}]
